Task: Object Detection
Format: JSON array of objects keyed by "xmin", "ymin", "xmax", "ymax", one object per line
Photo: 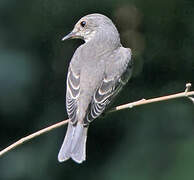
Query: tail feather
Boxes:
[
  {"xmin": 71, "ymin": 124, "xmax": 88, "ymax": 163},
  {"xmin": 58, "ymin": 122, "xmax": 88, "ymax": 163},
  {"xmin": 58, "ymin": 123, "xmax": 76, "ymax": 162}
]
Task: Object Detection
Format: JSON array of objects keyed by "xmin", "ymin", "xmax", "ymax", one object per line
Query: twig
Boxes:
[
  {"xmin": 0, "ymin": 83, "xmax": 193, "ymax": 158},
  {"xmin": 109, "ymin": 83, "xmax": 194, "ymax": 112},
  {"xmin": 0, "ymin": 119, "xmax": 69, "ymax": 157}
]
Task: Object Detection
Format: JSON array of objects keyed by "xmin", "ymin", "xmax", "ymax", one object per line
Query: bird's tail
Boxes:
[{"xmin": 58, "ymin": 122, "xmax": 88, "ymax": 163}]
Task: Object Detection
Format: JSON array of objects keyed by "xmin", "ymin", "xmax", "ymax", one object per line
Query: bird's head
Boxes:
[{"xmin": 62, "ymin": 14, "xmax": 120, "ymax": 46}]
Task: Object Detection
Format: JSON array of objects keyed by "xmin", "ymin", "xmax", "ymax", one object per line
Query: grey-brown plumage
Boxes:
[{"xmin": 58, "ymin": 13, "xmax": 133, "ymax": 163}]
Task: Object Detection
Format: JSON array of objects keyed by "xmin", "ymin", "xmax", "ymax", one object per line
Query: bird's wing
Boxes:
[
  {"xmin": 84, "ymin": 76, "xmax": 122, "ymax": 124},
  {"xmin": 84, "ymin": 49, "xmax": 133, "ymax": 125},
  {"xmin": 66, "ymin": 65, "xmax": 80, "ymax": 124}
]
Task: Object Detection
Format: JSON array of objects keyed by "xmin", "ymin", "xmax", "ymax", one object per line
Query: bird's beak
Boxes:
[{"xmin": 62, "ymin": 31, "xmax": 80, "ymax": 41}]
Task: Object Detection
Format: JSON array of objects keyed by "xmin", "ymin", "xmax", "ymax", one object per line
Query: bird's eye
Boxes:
[{"xmin": 80, "ymin": 21, "xmax": 86, "ymax": 27}]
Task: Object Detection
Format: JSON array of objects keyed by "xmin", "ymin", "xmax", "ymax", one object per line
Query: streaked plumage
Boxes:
[{"xmin": 58, "ymin": 13, "xmax": 133, "ymax": 163}]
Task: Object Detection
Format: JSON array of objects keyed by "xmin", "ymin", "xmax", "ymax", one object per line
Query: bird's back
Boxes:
[{"xmin": 68, "ymin": 43, "xmax": 132, "ymax": 123}]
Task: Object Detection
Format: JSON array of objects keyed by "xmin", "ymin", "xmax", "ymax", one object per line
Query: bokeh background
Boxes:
[{"xmin": 0, "ymin": 0, "xmax": 194, "ymax": 179}]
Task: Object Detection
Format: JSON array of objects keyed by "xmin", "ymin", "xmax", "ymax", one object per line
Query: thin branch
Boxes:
[
  {"xmin": 0, "ymin": 119, "xmax": 69, "ymax": 157},
  {"xmin": 109, "ymin": 83, "xmax": 194, "ymax": 113},
  {"xmin": 0, "ymin": 83, "xmax": 193, "ymax": 158}
]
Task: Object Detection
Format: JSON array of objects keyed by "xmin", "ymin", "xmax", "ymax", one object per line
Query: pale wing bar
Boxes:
[
  {"xmin": 66, "ymin": 66, "xmax": 80, "ymax": 124},
  {"xmin": 85, "ymin": 76, "xmax": 123, "ymax": 125}
]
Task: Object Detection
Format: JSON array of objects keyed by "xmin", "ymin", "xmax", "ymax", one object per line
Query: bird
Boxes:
[{"xmin": 58, "ymin": 13, "xmax": 133, "ymax": 163}]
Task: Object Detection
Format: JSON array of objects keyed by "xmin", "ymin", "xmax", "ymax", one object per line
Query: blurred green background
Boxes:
[{"xmin": 0, "ymin": 0, "xmax": 194, "ymax": 179}]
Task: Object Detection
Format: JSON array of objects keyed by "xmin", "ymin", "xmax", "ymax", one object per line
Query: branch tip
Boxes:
[
  {"xmin": 185, "ymin": 83, "xmax": 192, "ymax": 95},
  {"xmin": 188, "ymin": 97, "xmax": 194, "ymax": 104}
]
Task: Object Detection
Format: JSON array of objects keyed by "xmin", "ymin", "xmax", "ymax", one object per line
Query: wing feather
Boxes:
[
  {"xmin": 85, "ymin": 49, "xmax": 133, "ymax": 125},
  {"xmin": 66, "ymin": 66, "xmax": 80, "ymax": 124},
  {"xmin": 85, "ymin": 76, "xmax": 123, "ymax": 124}
]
